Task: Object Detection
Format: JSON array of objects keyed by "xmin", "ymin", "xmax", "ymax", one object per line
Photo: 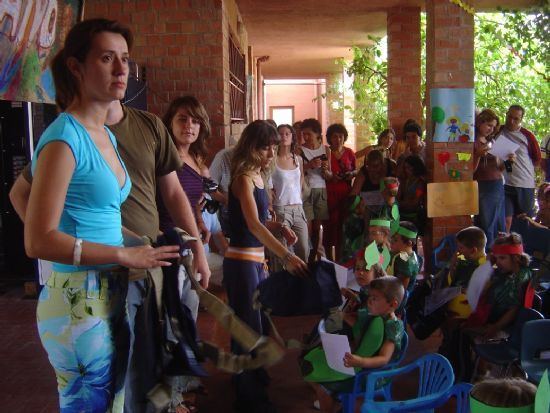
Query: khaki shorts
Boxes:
[{"xmin": 303, "ymin": 187, "xmax": 329, "ymax": 221}]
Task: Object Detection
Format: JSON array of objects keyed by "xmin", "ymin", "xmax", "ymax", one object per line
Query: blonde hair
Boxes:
[{"xmin": 230, "ymin": 120, "xmax": 280, "ymax": 180}]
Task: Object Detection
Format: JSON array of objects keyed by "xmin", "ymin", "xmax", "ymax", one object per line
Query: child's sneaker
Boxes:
[{"xmin": 313, "ymin": 399, "xmax": 320, "ymax": 410}]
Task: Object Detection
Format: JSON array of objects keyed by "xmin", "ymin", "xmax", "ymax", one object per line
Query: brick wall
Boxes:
[
  {"xmin": 84, "ymin": 0, "xmax": 248, "ymax": 159},
  {"xmin": 424, "ymin": 0, "xmax": 475, "ymax": 270},
  {"xmin": 387, "ymin": 7, "xmax": 422, "ymax": 136}
]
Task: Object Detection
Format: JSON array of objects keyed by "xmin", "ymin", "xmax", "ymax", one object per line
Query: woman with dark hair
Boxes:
[
  {"xmin": 157, "ymin": 95, "xmax": 211, "ymax": 249},
  {"xmin": 325, "ymin": 123, "xmax": 356, "ymax": 260},
  {"xmin": 473, "ymin": 109, "xmax": 504, "ymax": 248},
  {"xmin": 300, "ymin": 118, "xmax": 331, "ymax": 261},
  {"xmin": 225, "ymin": 120, "xmax": 308, "ymax": 411},
  {"xmin": 26, "ymin": 19, "xmax": 179, "ymax": 412},
  {"xmin": 270, "ymin": 124, "xmax": 309, "ymax": 266},
  {"xmin": 397, "ymin": 155, "xmax": 427, "ymax": 235}
]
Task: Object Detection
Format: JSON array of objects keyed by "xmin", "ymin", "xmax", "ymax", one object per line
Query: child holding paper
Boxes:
[
  {"xmin": 309, "ymin": 276, "xmax": 405, "ymax": 413},
  {"xmin": 454, "ymin": 232, "xmax": 532, "ymax": 381},
  {"xmin": 341, "ymin": 244, "xmax": 387, "ymax": 311},
  {"xmin": 387, "ymin": 221, "xmax": 420, "ymax": 294}
]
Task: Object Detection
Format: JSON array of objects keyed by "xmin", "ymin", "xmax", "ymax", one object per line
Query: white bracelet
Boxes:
[{"xmin": 73, "ymin": 238, "xmax": 83, "ymax": 266}]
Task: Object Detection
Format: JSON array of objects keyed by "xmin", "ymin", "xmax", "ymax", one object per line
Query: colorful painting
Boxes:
[
  {"xmin": 0, "ymin": 0, "xmax": 83, "ymax": 103},
  {"xmin": 430, "ymin": 88, "xmax": 475, "ymax": 143}
]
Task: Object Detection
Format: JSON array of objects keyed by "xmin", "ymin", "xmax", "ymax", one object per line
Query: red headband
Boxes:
[
  {"xmin": 492, "ymin": 244, "xmax": 524, "ymax": 255},
  {"xmin": 385, "ymin": 182, "xmax": 399, "ymax": 190}
]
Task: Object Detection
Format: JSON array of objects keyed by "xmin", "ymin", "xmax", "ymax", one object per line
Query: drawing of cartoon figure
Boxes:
[{"xmin": 446, "ymin": 117, "xmax": 462, "ymax": 141}]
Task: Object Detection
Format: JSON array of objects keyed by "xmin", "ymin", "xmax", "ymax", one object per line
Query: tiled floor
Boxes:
[{"xmin": 0, "ymin": 282, "xmax": 450, "ymax": 413}]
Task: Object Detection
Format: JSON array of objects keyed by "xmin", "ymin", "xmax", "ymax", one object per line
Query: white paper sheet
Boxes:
[
  {"xmin": 489, "ymin": 136, "xmax": 520, "ymax": 161},
  {"xmin": 467, "ymin": 261, "xmax": 494, "ymax": 311},
  {"xmin": 346, "ymin": 268, "xmax": 361, "ymax": 292},
  {"xmin": 319, "ymin": 330, "xmax": 355, "ymax": 376},
  {"xmin": 424, "ymin": 287, "xmax": 462, "ymax": 315},
  {"xmin": 321, "ymin": 257, "xmax": 348, "ymax": 290},
  {"xmin": 360, "ymin": 191, "xmax": 384, "ymax": 207}
]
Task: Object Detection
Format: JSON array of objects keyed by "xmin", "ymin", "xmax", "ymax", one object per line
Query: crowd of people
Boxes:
[{"xmin": 7, "ymin": 17, "xmax": 550, "ymax": 413}]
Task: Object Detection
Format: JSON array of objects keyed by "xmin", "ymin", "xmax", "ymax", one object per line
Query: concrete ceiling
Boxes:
[{"xmin": 235, "ymin": 0, "xmax": 539, "ymax": 79}]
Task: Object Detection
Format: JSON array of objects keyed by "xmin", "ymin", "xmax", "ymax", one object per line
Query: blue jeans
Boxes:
[{"xmin": 475, "ymin": 179, "xmax": 505, "ymax": 249}]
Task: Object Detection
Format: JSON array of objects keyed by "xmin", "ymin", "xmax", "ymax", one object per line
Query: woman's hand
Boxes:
[
  {"xmin": 197, "ymin": 220, "xmax": 211, "ymax": 244},
  {"xmin": 118, "ymin": 244, "xmax": 180, "ymax": 269},
  {"xmin": 309, "ymin": 158, "xmax": 322, "ymax": 169},
  {"xmin": 284, "ymin": 253, "xmax": 309, "ymax": 277},
  {"xmin": 281, "ymin": 225, "xmax": 298, "ymax": 246}
]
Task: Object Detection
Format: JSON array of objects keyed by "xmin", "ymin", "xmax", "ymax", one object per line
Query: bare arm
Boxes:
[
  {"xmin": 350, "ymin": 169, "xmax": 366, "ymax": 196},
  {"xmin": 158, "ymin": 171, "xmax": 211, "ymax": 288},
  {"xmin": 25, "ymin": 142, "xmax": 178, "ymax": 268},
  {"xmin": 9, "ymin": 173, "xmax": 31, "ymax": 221},
  {"xmin": 344, "ymin": 340, "xmax": 396, "ymax": 369}
]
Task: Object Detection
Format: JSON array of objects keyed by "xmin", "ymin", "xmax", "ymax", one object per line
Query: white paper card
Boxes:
[
  {"xmin": 361, "ymin": 191, "xmax": 384, "ymax": 207},
  {"xmin": 467, "ymin": 261, "xmax": 494, "ymax": 312},
  {"xmin": 319, "ymin": 330, "xmax": 355, "ymax": 376},
  {"xmin": 489, "ymin": 136, "xmax": 520, "ymax": 161},
  {"xmin": 321, "ymin": 257, "xmax": 348, "ymax": 290}
]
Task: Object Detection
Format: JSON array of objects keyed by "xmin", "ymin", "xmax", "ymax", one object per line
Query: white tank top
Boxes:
[
  {"xmin": 271, "ymin": 161, "xmax": 303, "ymax": 206},
  {"xmin": 301, "ymin": 145, "xmax": 327, "ymax": 189}
]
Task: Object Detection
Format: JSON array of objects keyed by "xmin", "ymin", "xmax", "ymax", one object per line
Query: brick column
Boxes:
[
  {"xmin": 425, "ymin": 0, "xmax": 475, "ymax": 271},
  {"xmin": 387, "ymin": 7, "xmax": 422, "ymax": 136},
  {"xmin": 84, "ymin": 0, "xmax": 244, "ymax": 158}
]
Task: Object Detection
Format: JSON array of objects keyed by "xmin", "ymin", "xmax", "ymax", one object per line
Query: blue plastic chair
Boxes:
[
  {"xmin": 360, "ymin": 353, "xmax": 454, "ymax": 413},
  {"xmin": 338, "ymin": 332, "xmax": 409, "ymax": 413},
  {"xmin": 473, "ymin": 307, "xmax": 544, "ymax": 378},
  {"xmin": 431, "ymin": 235, "xmax": 457, "ymax": 273},
  {"xmin": 521, "ymin": 319, "xmax": 550, "ymax": 384}
]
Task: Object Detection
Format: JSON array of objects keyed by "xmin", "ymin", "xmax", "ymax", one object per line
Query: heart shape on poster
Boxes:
[{"xmin": 438, "ymin": 151, "xmax": 451, "ymax": 166}]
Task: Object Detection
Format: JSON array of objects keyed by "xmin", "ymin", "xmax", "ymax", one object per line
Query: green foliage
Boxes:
[
  {"xmin": 331, "ymin": 8, "xmax": 548, "ymax": 140},
  {"xmin": 474, "ymin": 11, "xmax": 549, "ymax": 138},
  {"xmin": 335, "ymin": 35, "xmax": 388, "ymax": 135}
]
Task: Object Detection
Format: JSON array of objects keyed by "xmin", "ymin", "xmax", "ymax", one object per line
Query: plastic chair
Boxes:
[
  {"xmin": 431, "ymin": 235, "xmax": 457, "ymax": 273},
  {"xmin": 521, "ymin": 319, "xmax": 550, "ymax": 384},
  {"xmin": 360, "ymin": 353, "xmax": 455, "ymax": 413},
  {"xmin": 338, "ymin": 332, "xmax": 409, "ymax": 413},
  {"xmin": 473, "ymin": 307, "xmax": 544, "ymax": 378}
]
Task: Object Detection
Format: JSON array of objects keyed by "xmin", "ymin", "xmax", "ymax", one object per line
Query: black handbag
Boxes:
[{"xmin": 257, "ymin": 260, "xmax": 343, "ymax": 316}]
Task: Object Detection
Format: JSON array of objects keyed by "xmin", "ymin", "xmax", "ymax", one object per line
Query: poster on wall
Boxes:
[
  {"xmin": 0, "ymin": 0, "xmax": 83, "ymax": 104},
  {"xmin": 430, "ymin": 88, "xmax": 475, "ymax": 143}
]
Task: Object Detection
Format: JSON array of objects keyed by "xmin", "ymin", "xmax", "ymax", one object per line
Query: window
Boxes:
[
  {"xmin": 270, "ymin": 106, "xmax": 294, "ymax": 126},
  {"xmin": 229, "ymin": 36, "xmax": 246, "ymax": 122}
]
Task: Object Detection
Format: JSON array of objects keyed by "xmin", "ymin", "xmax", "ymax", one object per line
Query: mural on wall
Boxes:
[
  {"xmin": 430, "ymin": 88, "xmax": 475, "ymax": 143},
  {"xmin": 0, "ymin": 0, "xmax": 82, "ymax": 103}
]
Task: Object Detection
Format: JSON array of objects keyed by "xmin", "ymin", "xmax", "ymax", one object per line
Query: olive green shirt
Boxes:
[{"xmin": 23, "ymin": 105, "xmax": 182, "ymax": 240}]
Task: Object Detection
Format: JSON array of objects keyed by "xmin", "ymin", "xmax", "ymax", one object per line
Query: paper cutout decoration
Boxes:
[
  {"xmin": 427, "ymin": 181, "xmax": 479, "ymax": 217},
  {"xmin": 457, "ymin": 152, "xmax": 471, "ymax": 161},
  {"xmin": 364, "ymin": 241, "xmax": 381, "ymax": 270},
  {"xmin": 437, "ymin": 152, "xmax": 451, "ymax": 166},
  {"xmin": 390, "ymin": 204, "xmax": 400, "ymax": 235},
  {"xmin": 536, "ymin": 369, "xmax": 550, "ymax": 413},
  {"xmin": 381, "ymin": 246, "xmax": 391, "ymax": 271},
  {"xmin": 448, "ymin": 169, "xmax": 461, "ymax": 179}
]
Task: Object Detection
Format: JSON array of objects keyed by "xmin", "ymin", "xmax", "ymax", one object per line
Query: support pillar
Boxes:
[
  {"xmin": 425, "ymin": 0, "xmax": 475, "ymax": 272},
  {"xmin": 387, "ymin": 7, "xmax": 422, "ymax": 138}
]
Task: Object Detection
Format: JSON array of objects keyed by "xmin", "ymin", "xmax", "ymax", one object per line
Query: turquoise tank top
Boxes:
[{"xmin": 32, "ymin": 113, "xmax": 131, "ymax": 272}]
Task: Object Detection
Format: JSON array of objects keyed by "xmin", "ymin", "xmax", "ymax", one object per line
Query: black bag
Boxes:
[
  {"xmin": 257, "ymin": 260, "xmax": 342, "ymax": 316},
  {"xmin": 406, "ymin": 279, "xmax": 447, "ymax": 340}
]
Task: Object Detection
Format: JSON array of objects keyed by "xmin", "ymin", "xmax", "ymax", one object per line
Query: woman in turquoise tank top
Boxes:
[{"xmin": 25, "ymin": 19, "xmax": 179, "ymax": 413}]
